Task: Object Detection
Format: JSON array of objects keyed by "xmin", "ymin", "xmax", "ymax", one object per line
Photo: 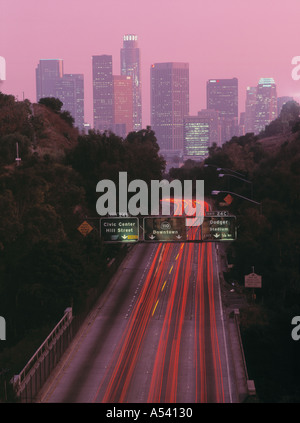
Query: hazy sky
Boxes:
[{"xmin": 1, "ymin": 0, "xmax": 300, "ymax": 127}]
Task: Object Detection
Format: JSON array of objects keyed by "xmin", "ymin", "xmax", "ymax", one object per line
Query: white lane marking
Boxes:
[{"xmin": 214, "ymin": 244, "xmax": 233, "ymax": 403}]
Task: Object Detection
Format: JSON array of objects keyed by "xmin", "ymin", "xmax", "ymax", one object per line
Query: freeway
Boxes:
[{"xmin": 39, "ymin": 230, "xmax": 238, "ymax": 403}]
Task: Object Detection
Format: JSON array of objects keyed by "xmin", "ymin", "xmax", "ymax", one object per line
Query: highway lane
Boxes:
[
  {"xmin": 39, "ymin": 235, "xmax": 237, "ymax": 403},
  {"xmin": 40, "ymin": 242, "xmax": 160, "ymax": 403}
]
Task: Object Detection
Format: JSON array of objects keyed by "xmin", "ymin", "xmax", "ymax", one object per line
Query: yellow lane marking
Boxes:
[
  {"xmin": 169, "ymin": 265, "xmax": 173, "ymax": 274},
  {"xmin": 161, "ymin": 281, "xmax": 167, "ymax": 291},
  {"xmin": 152, "ymin": 300, "xmax": 159, "ymax": 316}
]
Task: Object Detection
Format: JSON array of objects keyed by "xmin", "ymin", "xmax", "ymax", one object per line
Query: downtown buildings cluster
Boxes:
[{"xmin": 35, "ymin": 34, "xmax": 293, "ymax": 166}]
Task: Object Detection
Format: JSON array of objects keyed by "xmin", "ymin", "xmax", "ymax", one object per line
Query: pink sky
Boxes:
[{"xmin": 1, "ymin": 0, "xmax": 300, "ymax": 127}]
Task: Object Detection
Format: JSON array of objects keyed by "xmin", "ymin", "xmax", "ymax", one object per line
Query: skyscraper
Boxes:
[
  {"xmin": 120, "ymin": 34, "xmax": 142, "ymax": 131},
  {"xmin": 198, "ymin": 109, "xmax": 221, "ymax": 146},
  {"xmin": 92, "ymin": 55, "xmax": 114, "ymax": 131},
  {"xmin": 36, "ymin": 59, "xmax": 84, "ymax": 129},
  {"xmin": 55, "ymin": 74, "xmax": 84, "ymax": 129},
  {"xmin": 36, "ymin": 59, "xmax": 64, "ymax": 101},
  {"xmin": 244, "ymin": 86, "xmax": 257, "ymax": 134},
  {"xmin": 254, "ymin": 78, "xmax": 277, "ymax": 134},
  {"xmin": 150, "ymin": 62, "xmax": 189, "ymax": 151},
  {"xmin": 183, "ymin": 115, "xmax": 210, "ymax": 160},
  {"xmin": 239, "ymin": 112, "xmax": 246, "ymax": 136},
  {"xmin": 113, "ymin": 75, "xmax": 133, "ymax": 138},
  {"xmin": 206, "ymin": 78, "xmax": 238, "ymax": 143}
]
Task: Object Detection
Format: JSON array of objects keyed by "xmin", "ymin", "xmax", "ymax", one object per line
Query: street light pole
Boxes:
[
  {"xmin": 218, "ymin": 173, "xmax": 253, "ymax": 199},
  {"xmin": 211, "ymin": 190, "xmax": 262, "ymax": 213},
  {"xmin": 204, "ymin": 164, "xmax": 246, "ymax": 178}
]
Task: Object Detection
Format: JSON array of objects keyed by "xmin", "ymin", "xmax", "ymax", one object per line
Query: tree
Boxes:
[
  {"xmin": 259, "ymin": 100, "xmax": 300, "ymax": 138},
  {"xmin": 59, "ymin": 110, "xmax": 74, "ymax": 127},
  {"xmin": 38, "ymin": 97, "xmax": 63, "ymax": 113},
  {"xmin": 280, "ymin": 100, "xmax": 300, "ymax": 123}
]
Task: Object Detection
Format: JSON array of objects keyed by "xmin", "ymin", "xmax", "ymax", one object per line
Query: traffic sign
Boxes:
[
  {"xmin": 201, "ymin": 215, "xmax": 236, "ymax": 241},
  {"xmin": 245, "ymin": 272, "xmax": 262, "ymax": 288},
  {"xmin": 100, "ymin": 217, "xmax": 139, "ymax": 243},
  {"xmin": 224, "ymin": 194, "xmax": 233, "ymax": 205},
  {"xmin": 143, "ymin": 217, "xmax": 186, "ymax": 242},
  {"xmin": 77, "ymin": 221, "xmax": 94, "ymax": 237}
]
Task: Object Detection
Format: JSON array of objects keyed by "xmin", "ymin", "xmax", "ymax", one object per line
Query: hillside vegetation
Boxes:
[
  {"xmin": 1, "ymin": 91, "xmax": 299, "ymax": 402},
  {"xmin": 0, "ymin": 93, "xmax": 165, "ymax": 401},
  {"xmin": 170, "ymin": 100, "xmax": 300, "ymax": 402}
]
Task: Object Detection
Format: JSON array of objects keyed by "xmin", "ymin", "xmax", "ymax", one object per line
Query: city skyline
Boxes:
[
  {"xmin": 1, "ymin": 0, "xmax": 300, "ymax": 129},
  {"xmin": 1, "ymin": 1, "xmax": 300, "ymax": 406}
]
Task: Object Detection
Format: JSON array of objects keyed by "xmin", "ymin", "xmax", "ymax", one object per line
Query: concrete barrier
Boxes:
[{"xmin": 231, "ymin": 309, "xmax": 256, "ymax": 398}]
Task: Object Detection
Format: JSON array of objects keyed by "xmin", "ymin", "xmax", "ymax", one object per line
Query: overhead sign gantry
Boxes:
[{"xmin": 96, "ymin": 211, "xmax": 237, "ymax": 243}]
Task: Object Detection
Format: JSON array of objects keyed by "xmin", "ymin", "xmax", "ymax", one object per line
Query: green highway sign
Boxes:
[
  {"xmin": 201, "ymin": 215, "xmax": 237, "ymax": 241},
  {"xmin": 205, "ymin": 210, "xmax": 230, "ymax": 217},
  {"xmin": 143, "ymin": 217, "xmax": 186, "ymax": 242},
  {"xmin": 100, "ymin": 217, "xmax": 139, "ymax": 243}
]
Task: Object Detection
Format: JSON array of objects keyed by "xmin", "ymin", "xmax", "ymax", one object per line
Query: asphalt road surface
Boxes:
[{"xmin": 39, "ymin": 226, "xmax": 238, "ymax": 403}]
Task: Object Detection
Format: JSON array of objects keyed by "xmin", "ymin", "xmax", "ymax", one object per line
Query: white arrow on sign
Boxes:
[
  {"xmin": 122, "ymin": 235, "xmax": 128, "ymax": 239},
  {"xmin": 176, "ymin": 235, "xmax": 182, "ymax": 239},
  {"xmin": 213, "ymin": 233, "xmax": 220, "ymax": 238},
  {"xmin": 149, "ymin": 234, "xmax": 155, "ymax": 240}
]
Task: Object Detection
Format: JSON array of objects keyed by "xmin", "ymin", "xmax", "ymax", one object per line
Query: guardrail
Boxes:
[
  {"xmin": 232, "ymin": 309, "xmax": 256, "ymax": 398},
  {"xmin": 10, "ymin": 245, "xmax": 134, "ymax": 402},
  {"xmin": 12, "ymin": 308, "xmax": 73, "ymax": 401}
]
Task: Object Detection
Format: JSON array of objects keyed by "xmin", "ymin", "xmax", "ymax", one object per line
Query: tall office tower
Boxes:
[
  {"xmin": 277, "ymin": 96, "xmax": 294, "ymax": 115},
  {"xmin": 244, "ymin": 86, "xmax": 257, "ymax": 134},
  {"xmin": 36, "ymin": 59, "xmax": 64, "ymax": 101},
  {"xmin": 113, "ymin": 75, "xmax": 133, "ymax": 138},
  {"xmin": 55, "ymin": 74, "xmax": 84, "ymax": 129},
  {"xmin": 239, "ymin": 112, "xmax": 246, "ymax": 136},
  {"xmin": 150, "ymin": 62, "xmax": 189, "ymax": 151},
  {"xmin": 120, "ymin": 34, "xmax": 142, "ymax": 131},
  {"xmin": 254, "ymin": 78, "xmax": 277, "ymax": 134},
  {"xmin": 183, "ymin": 115, "xmax": 210, "ymax": 160},
  {"xmin": 197, "ymin": 109, "xmax": 221, "ymax": 146},
  {"xmin": 206, "ymin": 78, "xmax": 238, "ymax": 143},
  {"xmin": 92, "ymin": 55, "xmax": 114, "ymax": 131}
]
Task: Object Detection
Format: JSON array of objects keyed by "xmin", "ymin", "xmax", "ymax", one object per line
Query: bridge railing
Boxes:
[
  {"xmin": 12, "ymin": 308, "xmax": 73, "ymax": 402},
  {"xmin": 11, "ymin": 244, "xmax": 132, "ymax": 402}
]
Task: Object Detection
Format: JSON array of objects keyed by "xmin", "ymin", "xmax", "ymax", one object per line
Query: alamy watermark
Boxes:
[
  {"xmin": 0, "ymin": 56, "xmax": 6, "ymax": 81},
  {"xmin": 96, "ymin": 172, "xmax": 205, "ymax": 227},
  {"xmin": 292, "ymin": 56, "xmax": 300, "ymax": 81},
  {"xmin": 0, "ymin": 316, "xmax": 6, "ymax": 340},
  {"xmin": 291, "ymin": 316, "xmax": 300, "ymax": 341}
]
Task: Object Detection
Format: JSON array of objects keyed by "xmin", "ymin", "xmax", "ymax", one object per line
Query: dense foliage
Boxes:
[
  {"xmin": 170, "ymin": 101, "xmax": 300, "ymax": 402},
  {"xmin": 1, "ymin": 91, "xmax": 299, "ymax": 402},
  {"xmin": 0, "ymin": 94, "xmax": 165, "ymax": 396}
]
